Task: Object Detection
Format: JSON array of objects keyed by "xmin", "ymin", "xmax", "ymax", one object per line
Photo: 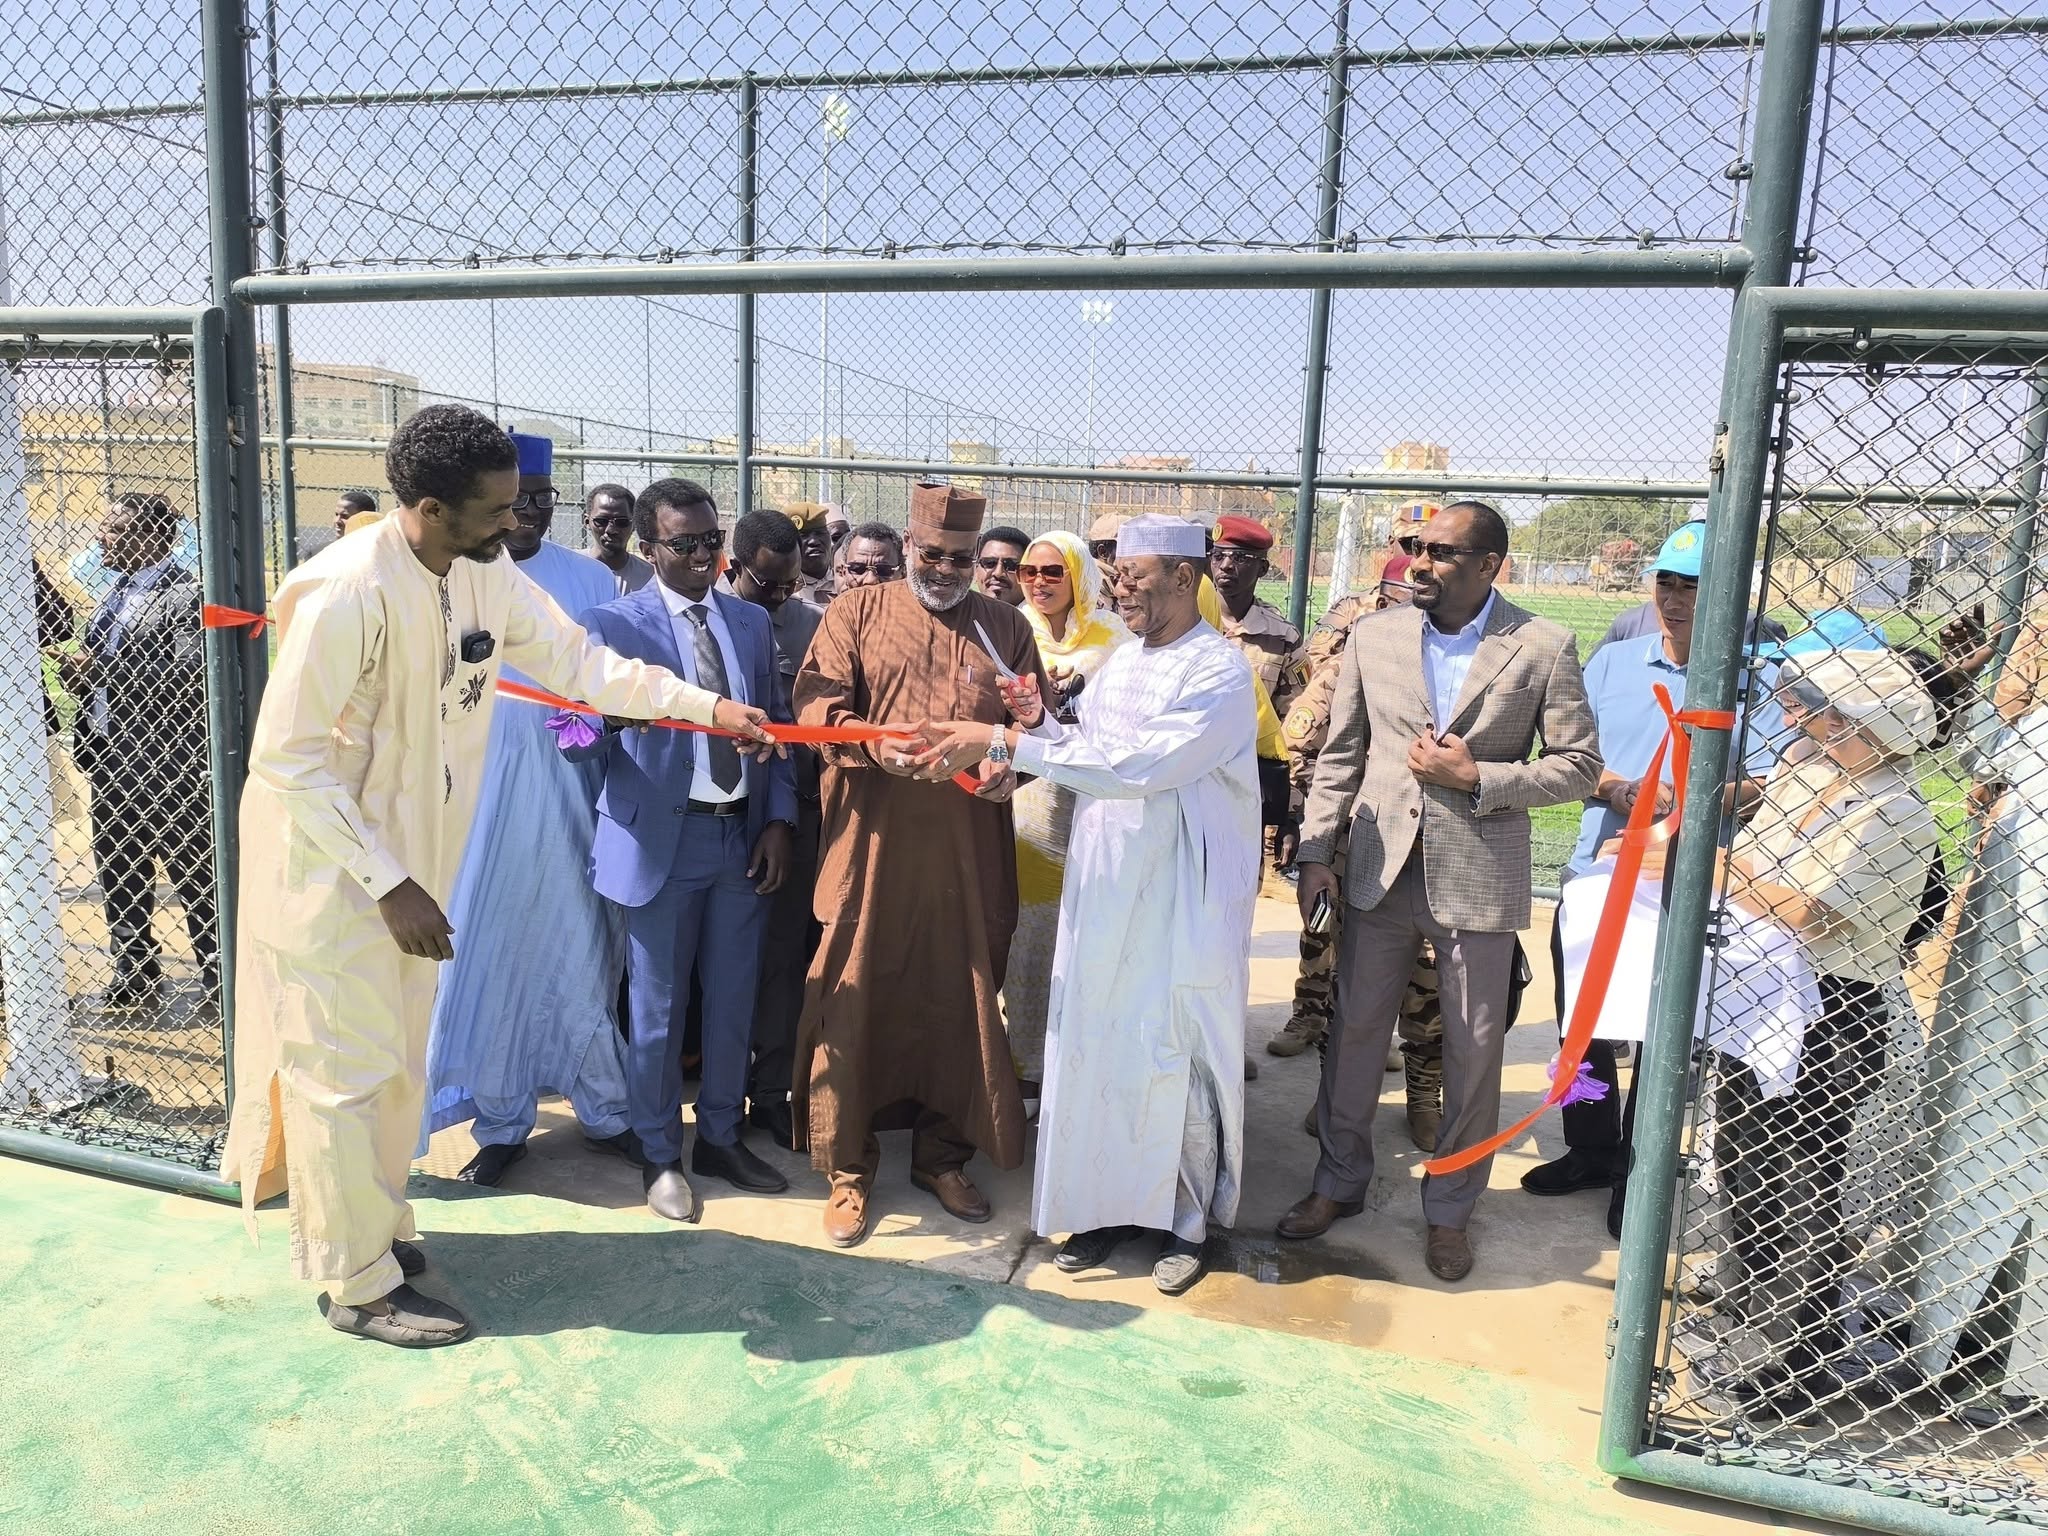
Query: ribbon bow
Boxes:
[{"xmin": 1424, "ymin": 684, "xmax": 1735, "ymax": 1177}]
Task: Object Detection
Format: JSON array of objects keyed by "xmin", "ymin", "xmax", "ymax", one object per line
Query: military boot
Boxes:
[{"xmin": 1404, "ymin": 1042, "xmax": 1444, "ymax": 1153}]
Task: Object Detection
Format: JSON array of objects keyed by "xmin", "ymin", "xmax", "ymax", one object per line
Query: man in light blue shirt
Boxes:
[
  {"xmin": 1422, "ymin": 586, "xmax": 1497, "ymax": 733},
  {"xmin": 1521, "ymin": 522, "xmax": 1766, "ymax": 1234}
]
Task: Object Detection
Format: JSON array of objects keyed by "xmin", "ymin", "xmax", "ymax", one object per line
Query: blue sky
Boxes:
[{"xmin": 2, "ymin": 0, "xmax": 2041, "ymax": 499}]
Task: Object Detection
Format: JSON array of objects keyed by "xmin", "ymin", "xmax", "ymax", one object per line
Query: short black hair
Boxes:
[
  {"xmin": 1442, "ymin": 499, "xmax": 1510, "ymax": 559},
  {"xmin": 634, "ymin": 477, "xmax": 717, "ymax": 543},
  {"xmin": 977, "ymin": 525, "xmax": 1030, "ymax": 556},
  {"xmin": 585, "ymin": 482, "xmax": 633, "ymax": 509},
  {"xmin": 338, "ymin": 489, "xmax": 377, "ymax": 515},
  {"xmin": 111, "ymin": 491, "xmax": 179, "ymax": 539},
  {"xmin": 385, "ymin": 404, "xmax": 517, "ymax": 509},
  {"xmin": 845, "ymin": 521, "xmax": 904, "ymax": 555},
  {"xmin": 732, "ymin": 509, "xmax": 799, "ymax": 567}
]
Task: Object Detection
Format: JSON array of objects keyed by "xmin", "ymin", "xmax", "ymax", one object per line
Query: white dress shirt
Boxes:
[
  {"xmin": 1420, "ymin": 589, "xmax": 1496, "ymax": 730},
  {"xmin": 658, "ymin": 582, "xmax": 749, "ymax": 805},
  {"xmin": 88, "ymin": 558, "xmax": 173, "ymax": 734}
]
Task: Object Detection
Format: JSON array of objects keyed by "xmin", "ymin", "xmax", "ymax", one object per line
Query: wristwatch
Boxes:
[{"xmin": 986, "ymin": 731, "xmax": 1012, "ymax": 767}]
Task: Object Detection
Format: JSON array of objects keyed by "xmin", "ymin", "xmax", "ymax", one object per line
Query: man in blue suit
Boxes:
[{"xmin": 569, "ymin": 478, "xmax": 798, "ymax": 1222}]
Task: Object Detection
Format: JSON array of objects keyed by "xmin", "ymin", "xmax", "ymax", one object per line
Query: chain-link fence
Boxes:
[
  {"xmin": 1610, "ymin": 315, "xmax": 2048, "ymax": 1529},
  {"xmin": 0, "ymin": 331, "xmax": 231, "ymax": 1173}
]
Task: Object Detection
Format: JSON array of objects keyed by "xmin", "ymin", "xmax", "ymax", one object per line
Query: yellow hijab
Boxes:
[
  {"xmin": 1198, "ymin": 575, "xmax": 1286, "ymax": 760},
  {"xmin": 1022, "ymin": 531, "xmax": 1130, "ymax": 678}
]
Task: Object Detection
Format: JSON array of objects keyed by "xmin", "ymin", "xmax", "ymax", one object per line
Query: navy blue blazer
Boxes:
[{"xmin": 567, "ymin": 582, "xmax": 799, "ymax": 908}]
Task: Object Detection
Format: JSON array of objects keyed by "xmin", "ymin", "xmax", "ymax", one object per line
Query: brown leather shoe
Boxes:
[
  {"xmin": 1425, "ymin": 1224, "xmax": 1473, "ymax": 1281},
  {"xmin": 1407, "ymin": 1107, "xmax": 1442, "ymax": 1153},
  {"xmin": 1275, "ymin": 1192, "xmax": 1363, "ymax": 1240},
  {"xmin": 912, "ymin": 1169, "xmax": 992, "ymax": 1224},
  {"xmin": 823, "ymin": 1175, "xmax": 869, "ymax": 1247}
]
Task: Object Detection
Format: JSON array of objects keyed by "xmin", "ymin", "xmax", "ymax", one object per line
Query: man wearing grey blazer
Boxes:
[{"xmin": 1277, "ymin": 501, "xmax": 1601, "ymax": 1281}]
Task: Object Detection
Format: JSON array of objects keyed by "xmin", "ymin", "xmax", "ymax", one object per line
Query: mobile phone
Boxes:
[{"xmin": 1307, "ymin": 889, "xmax": 1333, "ymax": 937}]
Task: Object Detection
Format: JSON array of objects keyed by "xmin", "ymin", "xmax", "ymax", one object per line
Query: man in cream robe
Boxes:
[
  {"xmin": 916, "ymin": 515, "xmax": 1259, "ymax": 1294},
  {"xmin": 219, "ymin": 405, "xmax": 758, "ymax": 1347}
]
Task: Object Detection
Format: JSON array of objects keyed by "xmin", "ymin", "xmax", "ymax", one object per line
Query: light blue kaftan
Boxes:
[{"xmin": 421, "ymin": 541, "xmax": 631, "ymax": 1148}]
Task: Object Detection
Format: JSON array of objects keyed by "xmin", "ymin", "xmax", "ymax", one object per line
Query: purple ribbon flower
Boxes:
[
  {"xmin": 545, "ymin": 710, "xmax": 601, "ymax": 750},
  {"xmin": 1548, "ymin": 1054, "xmax": 1611, "ymax": 1107}
]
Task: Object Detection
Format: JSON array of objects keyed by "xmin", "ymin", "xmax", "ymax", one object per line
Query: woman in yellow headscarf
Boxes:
[{"xmin": 1005, "ymin": 531, "xmax": 1130, "ymax": 1098}]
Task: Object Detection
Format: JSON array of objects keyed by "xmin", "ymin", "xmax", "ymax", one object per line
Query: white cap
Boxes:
[
  {"xmin": 1116, "ymin": 515, "xmax": 1208, "ymax": 560},
  {"xmin": 1783, "ymin": 648, "xmax": 1938, "ymax": 757}
]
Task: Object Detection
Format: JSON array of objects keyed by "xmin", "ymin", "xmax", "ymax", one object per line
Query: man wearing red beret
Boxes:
[{"xmin": 1209, "ymin": 515, "xmax": 1307, "ymax": 871}]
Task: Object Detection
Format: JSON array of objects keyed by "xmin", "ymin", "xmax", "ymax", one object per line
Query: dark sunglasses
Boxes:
[
  {"xmin": 1018, "ymin": 562, "xmax": 1067, "ymax": 582},
  {"xmin": 1087, "ymin": 541, "xmax": 1118, "ymax": 562},
  {"xmin": 646, "ymin": 528, "xmax": 725, "ymax": 556},
  {"xmin": 589, "ymin": 512, "xmax": 632, "ymax": 529},
  {"xmin": 739, "ymin": 568, "xmax": 801, "ymax": 597},
  {"xmin": 1209, "ymin": 546, "xmax": 1261, "ymax": 564},
  {"xmin": 1415, "ymin": 541, "xmax": 1485, "ymax": 562},
  {"xmin": 1396, "ymin": 534, "xmax": 1422, "ymax": 555},
  {"xmin": 916, "ymin": 545, "xmax": 977, "ymax": 571},
  {"xmin": 977, "ymin": 555, "xmax": 1021, "ymax": 573},
  {"xmin": 843, "ymin": 560, "xmax": 899, "ymax": 578}
]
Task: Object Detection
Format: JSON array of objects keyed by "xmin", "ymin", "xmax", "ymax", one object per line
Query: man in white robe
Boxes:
[
  {"xmin": 915, "ymin": 515, "xmax": 1259, "ymax": 1294},
  {"xmin": 219, "ymin": 405, "xmax": 771, "ymax": 1348},
  {"xmin": 421, "ymin": 431, "xmax": 640, "ymax": 1185}
]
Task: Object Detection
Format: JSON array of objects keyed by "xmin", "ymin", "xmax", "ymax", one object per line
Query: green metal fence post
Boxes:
[
  {"xmin": 1287, "ymin": 0, "xmax": 1353, "ymax": 632},
  {"xmin": 201, "ymin": 0, "xmax": 271, "ymax": 750},
  {"xmin": 261, "ymin": 0, "xmax": 299, "ymax": 569},
  {"xmin": 191, "ymin": 306, "xmax": 243, "ymax": 1121},
  {"xmin": 1598, "ymin": 0, "xmax": 1827, "ymax": 1478},
  {"xmin": 1988, "ymin": 364, "xmax": 2048, "ymax": 682},
  {"xmin": 736, "ymin": 74, "xmax": 758, "ymax": 519}
]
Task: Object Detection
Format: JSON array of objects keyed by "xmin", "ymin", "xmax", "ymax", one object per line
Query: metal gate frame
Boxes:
[
  {"xmin": 1599, "ymin": 284, "xmax": 2048, "ymax": 1536},
  {"xmin": 0, "ymin": 304, "xmax": 248, "ymax": 1201}
]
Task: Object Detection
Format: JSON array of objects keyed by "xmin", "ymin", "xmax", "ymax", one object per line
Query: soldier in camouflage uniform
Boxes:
[{"xmin": 1272, "ymin": 564, "xmax": 1445, "ymax": 1152}]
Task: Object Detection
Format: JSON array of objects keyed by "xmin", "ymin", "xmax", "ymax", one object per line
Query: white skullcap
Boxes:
[{"xmin": 1115, "ymin": 515, "xmax": 1208, "ymax": 560}]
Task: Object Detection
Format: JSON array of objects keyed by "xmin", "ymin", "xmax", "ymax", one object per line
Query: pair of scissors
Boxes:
[{"xmin": 971, "ymin": 618, "xmax": 1020, "ymax": 681}]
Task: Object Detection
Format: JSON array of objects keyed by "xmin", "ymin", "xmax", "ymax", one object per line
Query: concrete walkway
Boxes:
[{"xmin": 0, "ymin": 896, "xmax": 1845, "ymax": 1534}]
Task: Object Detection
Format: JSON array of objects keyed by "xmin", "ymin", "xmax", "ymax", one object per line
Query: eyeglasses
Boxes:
[
  {"xmin": 647, "ymin": 528, "xmax": 725, "ymax": 556},
  {"xmin": 1017, "ymin": 563, "xmax": 1067, "ymax": 582},
  {"xmin": 1396, "ymin": 535, "xmax": 1422, "ymax": 555},
  {"xmin": 915, "ymin": 545, "xmax": 977, "ymax": 571},
  {"xmin": 511, "ymin": 490, "xmax": 560, "ymax": 514},
  {"xmin": 976, "ymin": 555, "xmax": 1021, "ymax": 573},
  {"xmin": 1209, "ymin": 546, "xmax": 1262, "ymax": 566},
  {"xmin": 739, "ymin": 568, "xmax": 801, "ymax": 598},
  {"xmin": 1088, "ymin": 541, "xmax": 1119, "ymax": 562},
  {"xmin": 842, "ymin": 560, "xmax": 899, "ymax": 578},
  {"xmin": 1415, "ymin": 542, "xmax": 1485, "ymax": 562},
  {"xmin": 588, "ymin": 513, "xmax": 632, "ymax": 530}
]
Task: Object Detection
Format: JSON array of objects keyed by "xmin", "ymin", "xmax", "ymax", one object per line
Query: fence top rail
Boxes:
[
  {"xmin": 1752, "ymin": 287, "xmax": 2048, "ymax": 336},
  {"xmin": 235, "ymin": 248, "xmax": 1749, "ymax": 307},
  {"xmin": 0, "ymin": 307, "xmax": 204, "ymax": 338},
  {"xmin": 9, "ymin": 14, "xmax": 2045, "ymax": 127}
]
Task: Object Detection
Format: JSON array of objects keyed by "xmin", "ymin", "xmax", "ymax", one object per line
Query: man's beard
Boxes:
[
  {"xmin": 910, "ymin": 567, "xmax": 968, "ymax": 612},
  {"xmin": 459, "ymin": 537, "xmax": 506, "ymax": 564}
]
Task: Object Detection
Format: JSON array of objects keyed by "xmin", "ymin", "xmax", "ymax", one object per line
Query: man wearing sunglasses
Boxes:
[
  {"xmin": 585, "ymin": 482, "xmax": 652, "ymax": 595},
  {"xmin": 791, "ymin": 480, "xmax": 1048, "ymax": 1248},
  {"xmin": 424, "ymin": 432, "xmax": 648, "ymax": 1190},
  {"xmin": 1279, "ymin": 501, "xmax": 1601, "ymax": 1283},
  {"xmin": 724, "ymin": 509, "xmax": 821, "ymax": 1151},
  {"xmin": 836, "ymin": 522, "xmax": 904, "ymax": 591},
  {"xmin": 569, "ymin": 479, "xmax": 799, "ymax": 1224},
  {"xmin": 975, "ymin": 524, "xmax": 1031, "ymax": 607}
]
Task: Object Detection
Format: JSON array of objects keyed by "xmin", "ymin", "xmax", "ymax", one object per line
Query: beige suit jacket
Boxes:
[{"xmin": 1298, "ymin": 594, "xmax": 1601, "ymax": 932}]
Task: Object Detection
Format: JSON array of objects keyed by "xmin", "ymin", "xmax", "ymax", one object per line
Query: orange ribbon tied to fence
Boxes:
[
  {"xmin": 201, "ymin": 604, "xmax": 269, "ymax": 637},
  {"xmin": 1423, "ymin": 684, "xmax": 1737, "ymax": 1178}
]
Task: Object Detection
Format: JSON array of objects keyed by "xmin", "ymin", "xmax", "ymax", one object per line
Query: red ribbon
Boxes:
[
  {"xmin": 1423, "ymin": 687, "xmax": 1737, "ymax": 1177},
  {"xmin": 202, "ymin": 603, "xmax": 269, "ymax": 636}
]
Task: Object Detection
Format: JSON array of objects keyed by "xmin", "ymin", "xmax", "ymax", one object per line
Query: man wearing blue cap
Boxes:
[
  {"xmin": 421, "ymin": 429, "xmax": 646, "ymax": 1186},
  {"xmin": 1595, "ymin": 516, "xmax": 1788, "ymax": 654},
  {"xmin": 1521, "ymin": 521, "xmax": 1769, "ymax": 1233}
]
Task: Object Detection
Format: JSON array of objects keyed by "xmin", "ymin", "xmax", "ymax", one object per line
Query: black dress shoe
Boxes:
[
  {"xmin": 691, "ymin": 1137, "xmax": 789, "ymax": 1195},
  {"xmin": 584, "ymin": 1129, "xmax": 648, "ymax": 1166},
  {"xmin": 1518, "ymin": 1148, "xmax": 1620, "ymax": 1196},
  {"xmin": 456, "ymin": 1141, "xmax": 527, "ymax": 1186},
  {"xmin": 104, "ymin": 955, "xmax": 163, "ymax": 1011},
  {"xmin": 1054, "ymin": 1225, "xmax": 1136, "ymax": 1273},
  {"xmin": 747, "ymin": 1098, "xmax": 796, "ymax": 1150},
  {"xmin": 643, "ymin": 1161, "xmax": 702, "ymax": 1223},
  {"xmin": 391, "ymin": 1239, "xmax": 425, "ymax": 1278},
  {"xmin": 1607, "ymin": 1182, "xmax": 1626, "ymax": 1240},
  {"xmin": 322, "ymin": 1283, "xmax": 470, "ymax": 1347}
]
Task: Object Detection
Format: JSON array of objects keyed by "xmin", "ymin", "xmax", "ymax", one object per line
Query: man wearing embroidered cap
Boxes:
[
  {"xmin": 915, "ymin": 514, "xmax": 1260, "ymax": 1293},
  {"xmin": 790, "ymin": 479, "xmax": 1049, "ymax": 1247},
  {"xmin": 419, "ymin": 431, "xmax": 647, "ymax": 1190}
]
